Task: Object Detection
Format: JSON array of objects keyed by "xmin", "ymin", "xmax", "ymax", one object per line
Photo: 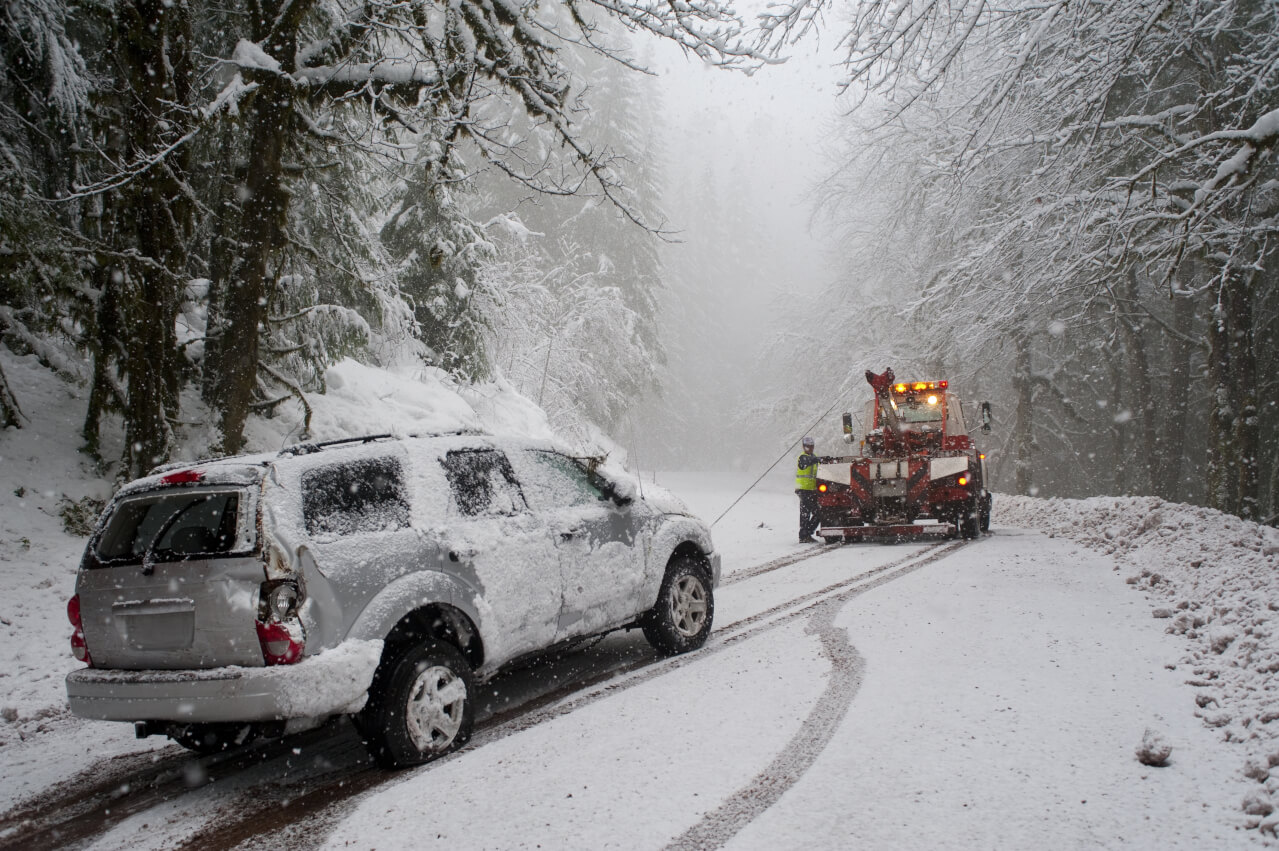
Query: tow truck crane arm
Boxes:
[{"xmin": 865, "ymin": 368, "xmax": 904, "ymax": 437}]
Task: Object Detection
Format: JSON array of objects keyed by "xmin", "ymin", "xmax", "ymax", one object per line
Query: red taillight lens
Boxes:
[
  {"xmin": 256, "ymin": 620, "xmax": 304, "ymax": 665},
  {"xmin": 69, "ymin": 596, "xmax": 91, "ymax": 664},
  {"xmin": 160, "ymin": 469, "xmax": 204, "ymax": 485},
  {"xmin": 71, "ymin": 630, "xmax": 91, "ymax": 664}
]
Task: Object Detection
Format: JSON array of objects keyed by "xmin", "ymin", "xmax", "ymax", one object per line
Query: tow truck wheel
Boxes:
[
  {"xmin": 980, "ymin": 494, "xmax": 992, "ymax": 532},
  {"xmin": 959, "ymin": 500, "xmax": 981, "ymax": 539}
]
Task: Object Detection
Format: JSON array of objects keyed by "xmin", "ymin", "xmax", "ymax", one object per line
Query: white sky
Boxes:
[{"xmin": 651, "ymin": 35, "xmax": 845, "ymax": 304}]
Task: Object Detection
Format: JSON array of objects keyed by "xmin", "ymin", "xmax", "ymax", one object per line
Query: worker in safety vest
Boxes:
[{"xmin": 796, "ymin": 437, "xmax": 835, "ymax": 542}]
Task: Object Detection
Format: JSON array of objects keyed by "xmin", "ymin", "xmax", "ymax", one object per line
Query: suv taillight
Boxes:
[
  {"xmin": 256, "ymin": 620, "xmax": 304, "ymax": 665},
  {"xmin": 68, "ymin": 594, "xmax": 92, "ymax": 666},
  {"xmin": 256, "ymin": 581, "xmax": 304, "ymax": 665}
]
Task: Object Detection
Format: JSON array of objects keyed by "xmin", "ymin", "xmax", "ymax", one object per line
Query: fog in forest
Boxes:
[{"xmin": 2, "ymin": 0, "xmax": 1277, "ymax": 522}]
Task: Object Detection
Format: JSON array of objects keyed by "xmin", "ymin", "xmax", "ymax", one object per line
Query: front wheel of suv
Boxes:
[
  {"xmin": 642, "ymin": 556, "xmax": 714, "ymax": 656},
  {"xmin": 357, "ymin": 638, "xmax": 475, "ymax": 769}
]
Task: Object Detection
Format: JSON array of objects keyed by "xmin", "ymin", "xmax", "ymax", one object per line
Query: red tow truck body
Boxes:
[{"xmin": 816, "ymin": 370, "xmax": 992, "ymax": 542}]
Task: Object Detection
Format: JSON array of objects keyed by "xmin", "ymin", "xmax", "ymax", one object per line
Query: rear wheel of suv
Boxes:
[
  {"xmin": 358, "ymin": 638, "xmax": 475, "ymax": 769},
  {"xmin": 642, "ymin": 556, "xmax": 714, "ymax": 656}
]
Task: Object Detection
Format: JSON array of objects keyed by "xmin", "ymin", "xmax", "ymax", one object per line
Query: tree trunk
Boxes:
[
  {"xmin": 0, "ymin": 358, "xmax": 22, "ymax": 428},
  {"xmin": 1012, "ymin": 331, "xmax": 1035, "ymax": 496},
  {"xmin": 1119, "ymin": 266, "xmax": 1155, "ymax": 494},
  {"xmin": 1207, "ymin": 262, "xmax": 1260, "ymax": 520},
  {"xmin": 204, "ymin": 3, "xmax": 308, "ymax": 454},
  {"xmin": 104, "ymin": 0, "xmax": 195, "ymax": 479},
  {"xmin": 1107, "ymin": 333, "xmax": 1128, "ymax": 495},
  {"xmin": 1155, "ymin": 262, "xmax": 1197, "ymax": 501}
]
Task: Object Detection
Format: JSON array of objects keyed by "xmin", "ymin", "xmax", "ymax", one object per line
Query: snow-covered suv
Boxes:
[{"xmin": 64, "ymin": 433, "xmax": 718, "ymax": 767}]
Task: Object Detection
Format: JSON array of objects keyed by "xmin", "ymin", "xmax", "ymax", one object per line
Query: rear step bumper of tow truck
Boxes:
[{"xmin": 819, "ymin": 522, "xmax": 955, "ymax": 542}]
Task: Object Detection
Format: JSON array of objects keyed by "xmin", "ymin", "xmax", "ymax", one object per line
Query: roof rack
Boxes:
[
  {"xmin": 276, "ymin": 429, "xmax": 486, "ymax": 458},
  {"xmin": 277, "ymin": 434, "xmax": 396, "ymax": 457},
  {"xmin": 147, "ymin": 450, "xmax": 272, "ymax": 477}
]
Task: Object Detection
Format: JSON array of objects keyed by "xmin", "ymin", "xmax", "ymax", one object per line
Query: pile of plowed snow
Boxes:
[{"xmin": 997, "ymin": 494, "xmax": 1279, "ymax": 831}]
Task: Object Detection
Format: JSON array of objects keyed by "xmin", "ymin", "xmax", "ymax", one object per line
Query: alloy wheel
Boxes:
[
  {"xmin": 669, "ymin": 574, "xmax": 709, "ymax": 638},
  {"xmin": 404, "ymin": 665, "xmax": 467, "ymax": 752}
]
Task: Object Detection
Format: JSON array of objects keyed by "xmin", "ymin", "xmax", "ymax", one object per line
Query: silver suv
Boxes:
[{"xmin": 65, "ymin": 433, "xmax": 718, "ymax": 767}]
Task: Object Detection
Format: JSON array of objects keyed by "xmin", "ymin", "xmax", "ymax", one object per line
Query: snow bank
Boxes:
[
  {"xmin": 241, "ymin": 357, "xmax": 557, "ymax": 451},
  {"xmin": 997, "ymin": 493, "xmax": 1279, "ymax": 833}
]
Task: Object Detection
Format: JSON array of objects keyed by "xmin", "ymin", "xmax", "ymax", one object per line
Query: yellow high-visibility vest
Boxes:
[{"xmin": 795, "ymin": 453, "xmax": 818, "ymax": 491}]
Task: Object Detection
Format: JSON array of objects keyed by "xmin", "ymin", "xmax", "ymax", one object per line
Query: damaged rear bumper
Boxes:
[{"xmin": 66, "ymin": 639, "xmax": 382, "ymax": 723}]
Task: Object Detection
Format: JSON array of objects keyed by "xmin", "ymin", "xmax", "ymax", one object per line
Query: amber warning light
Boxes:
[{"xmin": 893, "ymin": 380, "xmax": 948, "ymax": 393}]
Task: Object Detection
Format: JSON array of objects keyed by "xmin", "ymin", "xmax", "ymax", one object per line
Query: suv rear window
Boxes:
[
  {"xmin": 95, "ymin": 490, "xmax": 246, "ymax": 564},
  {"xmin": 302, "ymin": 456, "xmax": 411, "ymax": 538}
]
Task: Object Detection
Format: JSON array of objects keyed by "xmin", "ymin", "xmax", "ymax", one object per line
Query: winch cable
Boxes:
[{"xmin": 710, "ymin": 384, "xmax": 857, "ymax": 529}]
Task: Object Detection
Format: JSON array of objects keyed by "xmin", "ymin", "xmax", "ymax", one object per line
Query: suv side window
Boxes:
[
  {"xmin": 302, "ymin": 456, "xmax": 411, "ymax": 538},
  {"xmin": 441, "ymin": 449, "xmax": 527, "ymax": 516},
  {"xmin": 515, "ymin": 451, "xmax": 602, "ymax": 510}
]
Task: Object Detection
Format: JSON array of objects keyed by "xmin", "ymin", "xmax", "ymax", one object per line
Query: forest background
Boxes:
[{"xmin": 2, "ymin": 0, "xmax": 1278, "ymax": 524}]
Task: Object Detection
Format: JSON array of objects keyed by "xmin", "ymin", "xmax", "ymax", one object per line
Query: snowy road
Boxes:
[{"xmin": 0, "ymin": 470, "xmax": 1266, "ymax": 849}]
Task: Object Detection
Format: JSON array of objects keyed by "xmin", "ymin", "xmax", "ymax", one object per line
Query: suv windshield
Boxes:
[{"xmin": 95, "ymin": 490, "xmax": 246, "ymax": 563}]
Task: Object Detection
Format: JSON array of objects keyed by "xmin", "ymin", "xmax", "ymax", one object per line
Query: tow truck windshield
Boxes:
[{"xmin": 893, "ymin": 393, "xmax": 944, "ymax": 425}]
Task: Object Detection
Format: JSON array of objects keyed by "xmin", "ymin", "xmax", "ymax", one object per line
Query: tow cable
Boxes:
[{"xmin": 710, "ymin": 388, "xmax": 855, "ymax": 528}]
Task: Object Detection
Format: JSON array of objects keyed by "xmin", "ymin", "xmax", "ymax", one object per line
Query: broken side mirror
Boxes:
[
  {"xmin": 583, "ymin": 456, "xmax": 634, "ymax": 507},
  {"xmin": 596, "ymin": 476, "xmax": 633, "ymax": 507},
  {"xmin": 981, "ymin": 401, "xmax": 993, "ymax": 433}
]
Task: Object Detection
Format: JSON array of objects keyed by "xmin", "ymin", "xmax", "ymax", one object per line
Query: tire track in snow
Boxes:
[
  {"xmin": 721, "ymin": 541, "xmax": 844, "ymax": 585},
  {"xmin": 188, "ymin": 540, "xmax": 967, "ymax": 850},
  {"xmin": 0, "ymin": 541, "xmax": 959, "ymax": 851},
  {"xmin": 664, "ymin": 542, "xmax": 963, "ymax": 851}
]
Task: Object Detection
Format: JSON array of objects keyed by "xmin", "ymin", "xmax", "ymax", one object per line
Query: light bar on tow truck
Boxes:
[{"xmin": 892, "ymin": 380, "xmax": 948, "ymax": 393}]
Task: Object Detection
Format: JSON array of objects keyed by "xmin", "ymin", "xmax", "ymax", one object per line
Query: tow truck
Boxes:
[{"xmin": 815, "ymin": 368, "xmax": 992, "ymax": 542}]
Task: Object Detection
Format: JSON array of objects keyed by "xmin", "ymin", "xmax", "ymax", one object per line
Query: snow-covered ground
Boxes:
[{"xmin": 1, "ymin": 350, "xmax": 1276, "ymax": 848}]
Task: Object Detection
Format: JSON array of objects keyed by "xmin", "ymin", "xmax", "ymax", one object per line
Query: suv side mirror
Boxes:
[
  {"xmin": 583, "ymin": 456, "xmax": 633, "ymax": 507},
  {"xmin": 981, "ymin": 401, "xmax": 993, "ymax": 433},
  {"xmin": 593, "ymin": 474, "xmax": 632, "ymax": 507}
]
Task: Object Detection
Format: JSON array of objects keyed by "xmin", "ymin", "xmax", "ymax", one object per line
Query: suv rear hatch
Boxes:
[{"xmin": 77, "ymin": 475, "xmax": 266, "ymax": 669}]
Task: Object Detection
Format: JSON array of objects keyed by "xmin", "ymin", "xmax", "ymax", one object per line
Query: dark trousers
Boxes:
[{"xmin": 797, "ymin": 489, "xmax": 820, "ymax": 540}]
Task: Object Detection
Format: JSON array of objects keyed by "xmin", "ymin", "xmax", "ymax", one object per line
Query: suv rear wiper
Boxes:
[{"xmin": 141, "ymin": 500, "xmax": 205, "ymax": 575}]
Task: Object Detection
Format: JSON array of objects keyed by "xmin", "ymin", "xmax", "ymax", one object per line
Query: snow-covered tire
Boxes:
[
  {"xmin": 979, "ymin": 494, "xmax": 992, "ymax": 533},
  {"xmin": 642, "ymin": 556, "xmax": 714, "ymax": 656},
  {"xmin": 357, "ymin": 638, "xmax": 475, "ymax": 769}
]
